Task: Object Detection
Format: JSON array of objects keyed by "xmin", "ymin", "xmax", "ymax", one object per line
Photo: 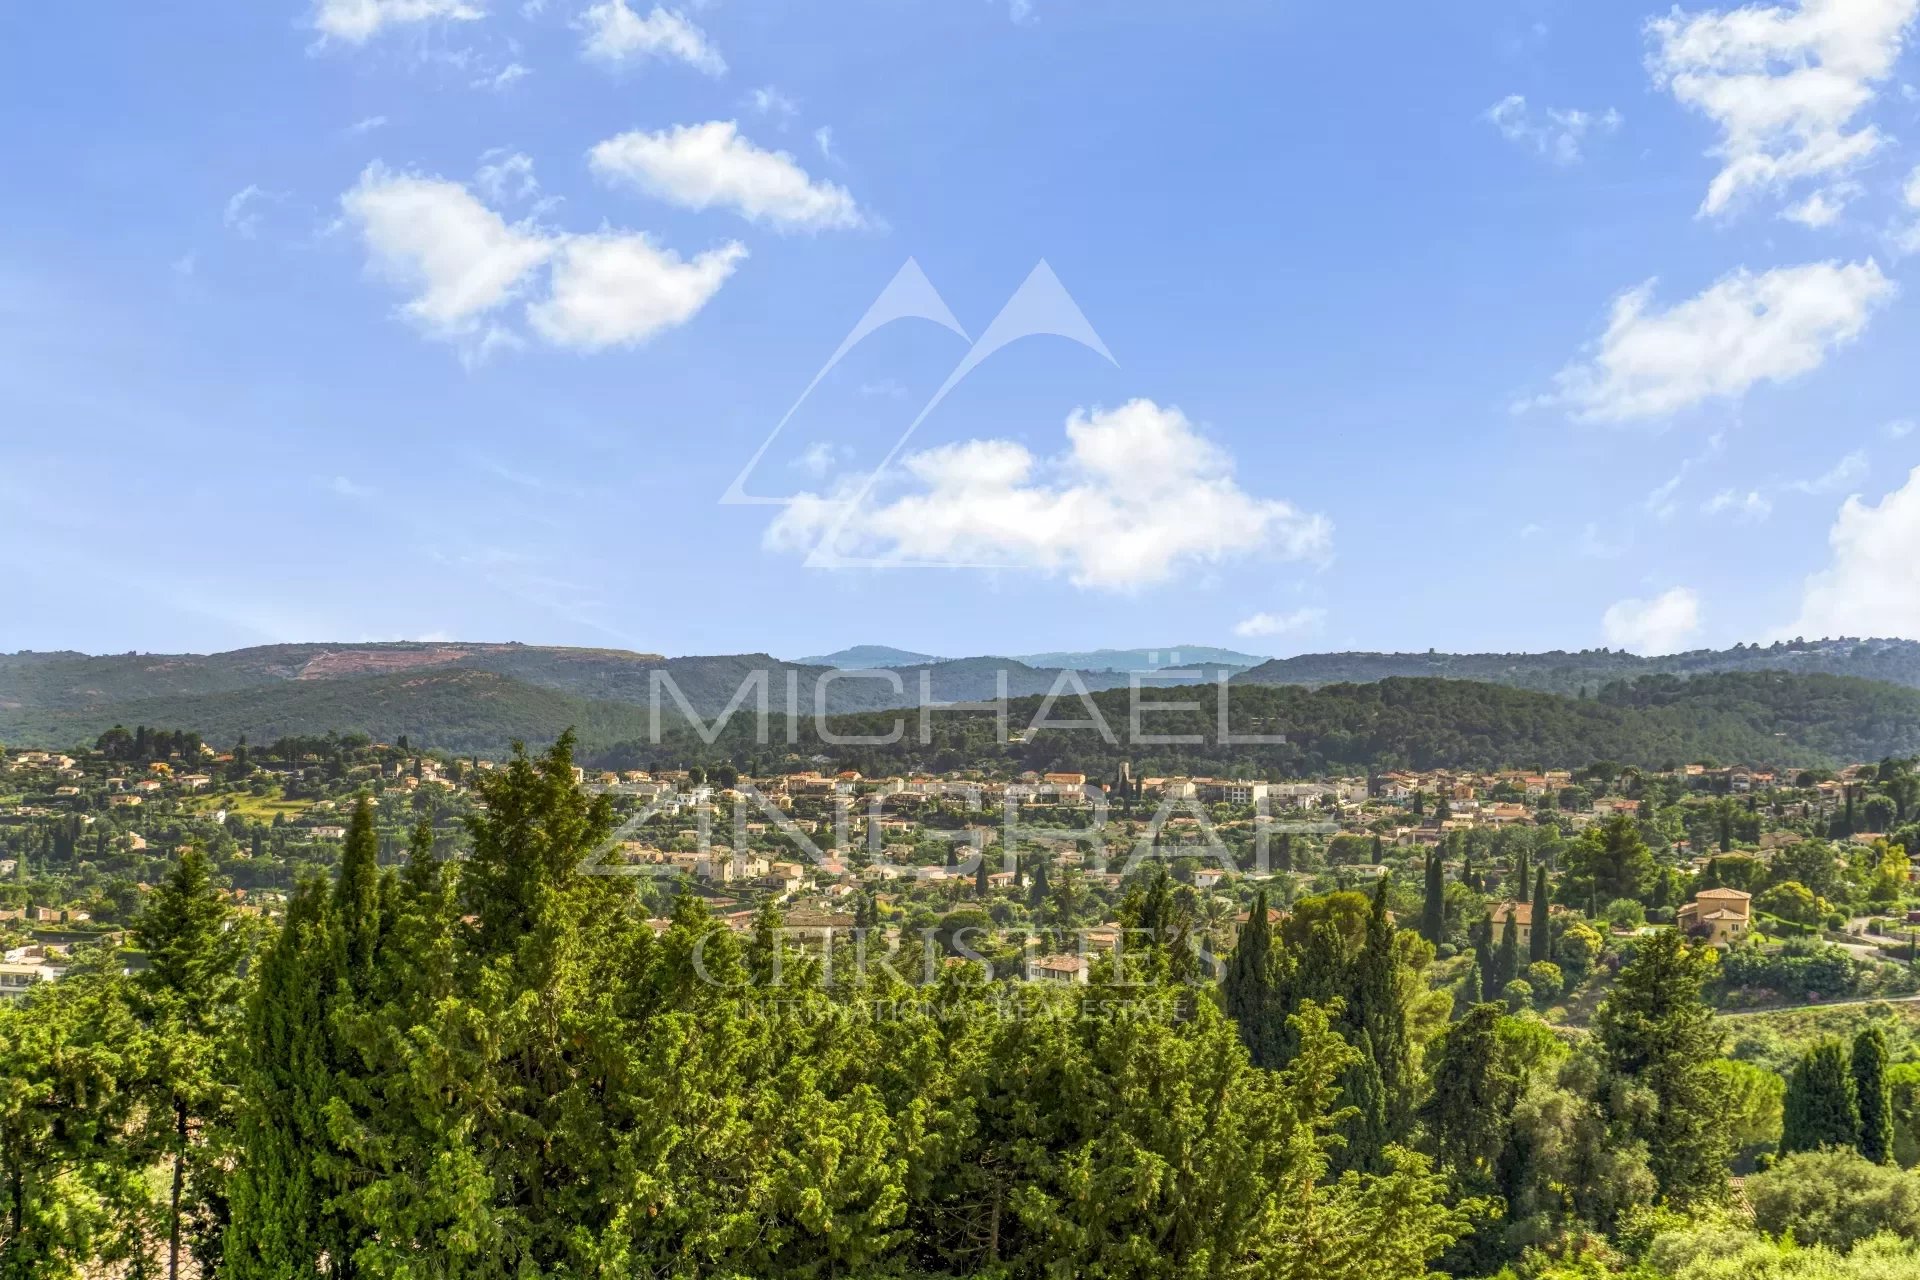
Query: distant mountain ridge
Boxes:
[
  {"xmin": 1011, "ymin": 645, "xmax": 1268, "ymax": 671},
  {"xmin": 4, "ymin": 637, "xmax": 1920, "ymax": 759},
  {"xmin": 1230, "ymin": 637, "xmax": 1920, "ymax": 694},
  {"xmin": 794, "ymin": 645, "xmax": 943, "ymax": 669}
]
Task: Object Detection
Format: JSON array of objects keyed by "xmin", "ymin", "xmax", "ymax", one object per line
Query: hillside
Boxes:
[
  {"xmin": 0, "ymin": 668, "xmax": 656, "ymax": 757},
  {"xmin": 794, "ymin": 645, "xmax": 942, "ymax": 668},
  {"xmin": 1011, "ymin": 645, "xmax": 1266, "ymax": 671},
  {"xmin": 1233, "ymin": 637, "xmax": 1920, "ymax": 693},
  {"xmin": 604, "ymin": 671, "xmax": 1920, "ymax": 777}
]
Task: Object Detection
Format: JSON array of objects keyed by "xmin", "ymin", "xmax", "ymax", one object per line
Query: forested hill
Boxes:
[
  {"xmin": 612, "ymin": 671, "xmax": 1920, "ymax": 776},
  {"xmin": 8, "ymin": 646, "xmax": 1920, "ymax": 771},
  {"xmin": 1231, "ymin": 636, "xmax": 1920, "ymax": 693}
]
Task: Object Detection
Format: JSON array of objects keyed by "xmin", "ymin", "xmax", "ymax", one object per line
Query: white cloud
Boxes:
[
  {"xmin": 1703, "ymin": 488, "xmax": 1774, "ymax": 520},
  {"xmin": 330, "ymin": 475, "xmax": 375, "ymax": 500},
  {"xmin": 346, "ymin": 114, "xmax": 389, "ymax": 135},
  {"xmin": 1885, "ymin": 417, "xmax": 1914, "ymax": 438},
  {"xmin": 578, "ymin": 1, "xmax": 724, "ymax": 74},
  {"xmin": 1538, "ymin": 259, "xmax": 1893, "ymax": 421},
  {"xmin": 1646, "ymin": 0, "xmax": 1920, "ymax": 218},
  {"xmin": 1788, "ymin": 447, "xmax": 1869, "ymax": 493},
  {"xmin": 340, "ymin": 164, "xmax": 553, "ymax": 338},
  {"xmin": 792, "ymin": 442, "xmax": 845, "ymax": 476},
  {"xmin": 1486, "ymin": 95, "xmax": 1622, "ymax": 164},
  {"xmin": 313, "ymin": 0, "xmax": 482, "ymax": 44},
  {"xmin": 1233, "ymin": 607, "xmax": 1327, "ymax": 639},
  {"xmin": 1898, "ymin": 164, "xmax": 1920, "ymax": 252},
  {"xmin": 765, "ymin": 399, "xmax": 1332, "ymax": 590},
  {"xmin": 1781, "ymin": 181, "xmax": 1860, "ymax": 225},
  {"xmin": 473, "ymin": 62, "xmax": 530, "ymax": 91},
  {"xmin": 341, "ymin": 165, "xmax": 737, "ymax": 358},
  {"xmin": 1602, "ymin": 587, "xmax": 1704, "ymax": 653},
  {"xmin": 475, "ymin": 149, "xmax": 539, "ymax": 202},
  {"xmin": 590, "ymin": 121, "xmax": 865, "ymax": 230},
  {"xmin": 223, "ymin": 185, "xmax": 275, "ymax": 238},
  {"xmin": 747, "ymin": 85, "xmax": 799, "ymax": 121},
  {"xmin": 341, "ymin": 163, "xmax": 738, "ymax": 355},
  {"xmin": 815, "ymin": 126, "xmax": 836, "ymax": 161},
  {"xmin": 1783, "ymin": 465, "xmax": 1920, "ymax": 636},
  {"xmin": 526, "ymin": 231, "xmax": 743, "ymax": 351}
]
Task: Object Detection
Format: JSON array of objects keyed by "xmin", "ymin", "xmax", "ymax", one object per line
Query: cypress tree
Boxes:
[
  {"xmin": 1027, "ymin": 857, "xmax": 1051, "ymax": 911},
  {"xmin": 1491, "ymin": 910, "xmax": 1519, "ymax": 996},
  {"xmin": 1782, "ymin": 1040, "xmax": 1860, "ymax": 1155},
  {"xmin": 1224, "ymin": 888, "xmax": 1281, "ymax": 1067},
  {"xmin": 1421, "ymin": 852, "xmax": 1445, "ymax": 944},
  {"xmin": 974, "ymin": 850, "xmax": 990, "ymax": 899},
  {"xmin": 223, "ymin": 879, "xmax": 335, "ymax": 1278},
  {"xmin": 1334, "ymin": 1030, "xmax": 1389, "ymax": 1174},
  {"xmin": 1423, "ymin": 1003, "xmax": 1517, "ymax": 1180},
  {"xmin": 1529, "ymin": 866, "xmax": 1551, "ymax": 964},
  {"xmin": 334, "ymin": 796, "xmax": 384, "ymax": 998},
  {"xmin": 1853, "ymin": 1026, "xmax": 1894, "ymax": 1164},
  {"xmin": 1359, "ymin": 877, "xmax": 1412, "ymax": 1136},
  {"xmin": 133, "ymin": 846, "xmax": 240, "ymax": 1280},
  {"xmin": 1459, "ymin": 956, "xmax": 1485, "ymax": 1011}
]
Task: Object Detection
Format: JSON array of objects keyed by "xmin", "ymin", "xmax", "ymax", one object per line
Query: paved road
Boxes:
[{"xmin": 1717, "ymin": 993, "xmax": 1920, "ymax": 1020}]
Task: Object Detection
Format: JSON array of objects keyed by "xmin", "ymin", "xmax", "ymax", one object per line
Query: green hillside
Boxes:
[{"xmin": 1233, "ymin": 636, "xmax": 1920, "ymax": 693}]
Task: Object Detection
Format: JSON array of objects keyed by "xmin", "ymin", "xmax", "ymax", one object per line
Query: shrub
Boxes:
[
  {"xmin": 1524, "ymin": 960, "xmax": 1564, "ymax": 1004},
  {"xmin": 1503, "ymin": 979, "xmax": 1533, "ymax": 1013},
  {"xmin": 1604, "ymin": 898, "xmax": 1646, "ymax": 929},
  {"xmin": 1746, "ymin": 1148, "xmax": 1920, "ymax": 1252}
]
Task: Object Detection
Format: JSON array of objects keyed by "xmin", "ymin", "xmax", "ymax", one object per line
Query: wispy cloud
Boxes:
[
  {"xmin": 1233, "ymin": 607, "xmax": 1327, "ymax": 639},
  {"xmin": 1486, "ymin": 94, "xmax": 1621, "ymax": 164}
]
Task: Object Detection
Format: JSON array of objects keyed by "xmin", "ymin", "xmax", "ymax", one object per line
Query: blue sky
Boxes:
[{"xmin": 4, "ymin": 0, "xmax": 1920, "ymax": 661}]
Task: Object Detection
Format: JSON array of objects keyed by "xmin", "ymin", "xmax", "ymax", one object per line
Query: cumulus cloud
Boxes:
[
  {"xmin": 1602, "ymin": 587, "xmax": 1704, "ymax": 654},
  {"xmin": 1536, "ymin": 259, "xmax": 1893, "ymax": 421},
  {"xmin": 1233, "ymin": 607, "xmax": 1328, "ymax": 639},
  {"xmin": 341, "ymin": 165, "xmax": 553, "ymax": 337},
  {"xmin": 590, "ymin": 121, "xmax": 865, "ymax": 230},
  {"xmin": 526, "ymin": 231, "xmax": 744, "ymax": 351},
  {"xmin": 313, "ymin": 0, "xmax": 482, "ymax": 44},
  {"xmin": 1646, "ymin": 0, "xmax": 1919, "ymax": 218},
  {"xmin": 1485, "ymin": 95, "xmax": 1622, "ymax": 164},
  {"xmin": 765, "ymin": 399, "xmax": 1332, "ymax": 590},
  {"xmin": 339, "ymin": 162, "xmax": 738, "ymax": 354},
  {"xmin": 1784, "ymin": 465, "xmax": 1920, "ymax": 637},
  {"xmin": 578, "ymin": 1, "xmax": 724, "ymax": 74}
]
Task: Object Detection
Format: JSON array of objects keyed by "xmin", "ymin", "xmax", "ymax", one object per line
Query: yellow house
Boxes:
[{"xmin": 1677, "ymin": 887, "xmax": 1751, "ymax": 945}]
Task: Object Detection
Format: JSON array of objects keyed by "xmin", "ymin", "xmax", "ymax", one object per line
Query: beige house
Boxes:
[
  {"xmin": 1487, "ymin": 901, "xmax": 1535, "ymax": 951},
  {"xmin": 1677, "ymin": 887, "xmax": 1752, "ymax": 945},
  {"xmin": 1031, "ymin": 954, "xmax": 1089, "ymax": 985}
]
